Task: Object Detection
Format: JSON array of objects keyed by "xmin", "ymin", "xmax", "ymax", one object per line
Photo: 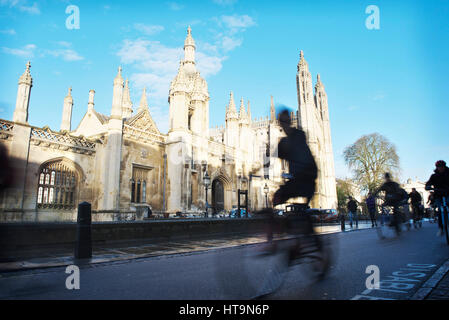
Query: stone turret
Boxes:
[
  {"xmin": 13, "ymin": 61, "xmax": 33, "ymax": 124},
  {"xmin": 239, "ymin": 97, "xmax": 249, "ymax": 125},
  {"xmin": 60, "ymin": 87, "xmax": 73, "ymax": 132},
  {"xmin": 138, "ymin": 87, "xmax": 148, "ymax": 112},
  {"xmin": 184, "ymin": 26, "xmax": 195, "ymax": 65},
  {"xmin": 111, "ymin": 66, "xmax": 124, "ymax": 119},
  {"xmin": 270, "ymin": 95, "xmax": 275, "ymax": 122},
  {"xmin": 225, "ymin": 91, "xmax": 239, "ymax": 148},
  {"xmin": 88, "ymin": 89, "xmax": 95, "ymax": 111},
  {"xmin": 122, "ymin": 79, "xmax": 133, "ymax": 118}
]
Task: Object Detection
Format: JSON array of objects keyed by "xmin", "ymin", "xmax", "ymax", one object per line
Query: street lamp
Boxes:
[
  {"xmin": 264, "ymin": 183, "xmax": 269, "ymax": 208},
  {"xmin": 203, "ymin": 171, "xmax": 211, "ymax": 217}
]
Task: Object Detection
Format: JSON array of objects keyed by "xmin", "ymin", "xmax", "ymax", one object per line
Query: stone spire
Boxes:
[
  {"xmin": 60, "ymin": 87, "xmax": 73, "ymax": 132},
  {"xmin": 88, "ymin": 89, "xmax": 95, "ymax": 111},
  {"xmin": 247, "ymin": 100, "xmax": 252, "ymax": 123},
  {"xmin": 315, "ymin": 73, "xmax": 324, "ymax": 90},
  {"xmin": 239, "ymin": 97, "xmax": 249, "ymax": 125},
  {"xmin": 226, "ymin": 91, "xmax": 238, "ymax": 119},
  {"xmin": 270, "ymin": 95, "xmax": 275, "ymax": 121},
  {"xmin": 183, "ymin": 25, "xmax": 196, "ymax": 64},
  {"xmin": 13, "ymin": 61, "xmax": 33, "ymax": 124},
  {"xmin": 111, "ymin": 66, "xmax": 124, "ymax": 119},
  {"xmin": 297, "ymin": 50, "xmax": 310, "ymax": 72},
  {"xmin": 239, "ymin": 97, "xmax": 246, "ymax": 117},
  {"xmin": 138, "ymin": 87, "xmax": 149, "ymax": 112},
  {"xmin": 122, "ymin": 79, "xmax": 133, "ymax": 118},
  {"xmin": 19, "ymin": 61, "xmax": 33, "ymax": 86}
]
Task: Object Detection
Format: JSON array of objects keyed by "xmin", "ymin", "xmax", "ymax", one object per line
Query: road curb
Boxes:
[
  {"xmin": 0, "ymin": 223, "xmax": 374, "ymax": 274},
  {"xmin": 410, "ymin": 258, "xmax": 449, "ymax": 300}
]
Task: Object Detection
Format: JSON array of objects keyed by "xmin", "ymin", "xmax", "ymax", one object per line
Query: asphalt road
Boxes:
[{"xmin": 0, "ymin": 221, "xmax": 448, "ymax": 300}]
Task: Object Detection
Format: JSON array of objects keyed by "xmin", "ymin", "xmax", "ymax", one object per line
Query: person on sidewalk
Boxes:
[
  {"xmin": 347, "ymin": 197, "xmax": 358, "ymax": 228},
  {"xmin": 366, "ymin": 193, "xmax": 378, "ymax": 227}
]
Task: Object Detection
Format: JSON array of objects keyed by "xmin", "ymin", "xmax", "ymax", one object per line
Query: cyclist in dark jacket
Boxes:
[
  {"xmin": 273, "ymin": 110, "xmax": 317, "ymax": 206},
  {"xmin": 425, "ymin": 160, "xmax": 449, "ymax": 235},
  {"xmin": 409, "ymin": 188, "xmax": 422, "ymax": 227},
  {"xmin": 374, "ymin": 173, "xmax": 405, "ymax": 233},
  {"xmin": 267, "ymin": 108, "xmax": 318, "ymax": 249}
]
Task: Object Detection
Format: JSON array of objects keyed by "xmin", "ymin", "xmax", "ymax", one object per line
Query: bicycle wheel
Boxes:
[
  {"xmin": 293, "ymin": 234, "xmax": 333, "ymax": 281},
  {"xmin": 214, "ymin": 213, "xmax": 290, "ymax": 299},
  {"xmin": 376, "ymin": 215, "xmax": 396, "ymax": 239}
]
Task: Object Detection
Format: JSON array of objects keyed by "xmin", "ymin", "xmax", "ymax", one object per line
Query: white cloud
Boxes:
[
  {"xmin": 372, "ymin": 93, "xmax": 386, "ymax": 101},
  {"xmin": 56, "ymin": 41, "xmax": 72, "ymax": 48},
  {"xmin": 117, "ymin": 39, "xmax": 182, "ymax": 75},
  {"xmin": 221, "ymin": 14, "xmax": 256, "ymax": 32},
  {"xmin": 2, "ymin": 44, "xmax": 36, "ymax": 58},
  {"xmin": 0, "ymin": 29, "xmax": 16, "ymax": 35},
  {"xmin": 196, "ymin": 52, "xmax": 226, "ymax": 77},
  {"xmin": 213, "ymin": 0, "xmax": 238, "ymax": 6},
  {"xmin": 133, "ymin": 23, "xmax": 164, "ymax": 36},
  {"xmin": 167, "ymin": 2, "xmax": 184, "ymax": 10},
  {"xmin": 0, "ymin": 0, "xmax": 40, "ymax": 14},
  {"xmin": 48, "ymin": 49, "xmax": 83, "ymax": 61},
  {"xmin": 221, "ymin": 36, "xmax": 242, "ymax": 51}
]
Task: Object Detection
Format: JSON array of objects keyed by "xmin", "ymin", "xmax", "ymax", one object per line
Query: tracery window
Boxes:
[
  {"xmin": 131, "ymin": 166, "xmax": 151, "ymax": 204},
  {"xmin": 37, "ymin": 161, "xmax": 77, "ymax": 209}
]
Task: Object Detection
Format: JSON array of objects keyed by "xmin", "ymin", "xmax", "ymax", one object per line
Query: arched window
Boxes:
[
  {"xmin": 37, "ymin": 160, "xmax": 78, "ymax": 209},
  {"xmin": 131, "ymin": 165, "xmax": 151, "ymax": 204}
]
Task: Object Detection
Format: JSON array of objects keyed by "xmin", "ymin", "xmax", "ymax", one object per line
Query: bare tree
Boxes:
[{"xmin": 343, "ymin": 133, "xmax": 400, "ymax": 194}]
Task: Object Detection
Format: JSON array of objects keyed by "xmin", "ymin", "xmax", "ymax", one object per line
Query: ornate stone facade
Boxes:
[{"xmin": 0, "ymin": 27, "xmax": 337, "ymax": 222}]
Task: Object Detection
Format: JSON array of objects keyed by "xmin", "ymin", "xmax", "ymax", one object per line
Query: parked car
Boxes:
[
  {"xmin": 229, "ymin": 208, "xmax": 250, "ymax": 218},
  {"xmin": 319, "ymin": 209, "xmax": 339, "ymax": 222}
]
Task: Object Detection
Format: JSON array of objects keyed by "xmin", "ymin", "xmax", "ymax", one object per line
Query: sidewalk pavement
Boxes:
[
  {"xmin": 426, "ymin": 270, "xmax": 449, "ymax": 300},
  {"xmin": 0, "ymin": 221, "xmax": 373, "ymax": 274},
  {"xmin": 411, "ymin": 258, "xmax": 449, "ymax": 300}
]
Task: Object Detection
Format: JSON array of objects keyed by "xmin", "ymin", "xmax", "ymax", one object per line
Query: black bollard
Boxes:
[
  {"xmin": 340, "ymin": 214, "xmax": 346, "ymax": 231},
  {"xmin": 75, "ymin": 202, "xmax": 92, "ymax": 259}
]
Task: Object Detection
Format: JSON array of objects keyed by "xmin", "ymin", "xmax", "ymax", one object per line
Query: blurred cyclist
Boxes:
[
  {"xmin": 272, "ymin": 108, "xmax": 318, "ymax": 208},
  {"xmin": 409, "ymin": 188, "xmax": 422, "ymax": 228},
  {"xmin": 374, "ymin": 173, "xmax": 406, "ymax": 234},
  {"xmin": 425, "ymin": 160, "xmax": 449, "ymax": 236},
  {"xmin": 264, "ymin": 108, "xmax": 318, "ymax": 251}
]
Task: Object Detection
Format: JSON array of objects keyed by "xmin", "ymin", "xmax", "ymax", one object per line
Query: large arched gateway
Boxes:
[{"xmin": 212, "ymin": 179, "xmax": 224, "ymax": 213}]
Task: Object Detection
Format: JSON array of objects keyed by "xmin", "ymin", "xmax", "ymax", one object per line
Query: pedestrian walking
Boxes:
[
  {"xmin": 366, "ymin": 193, "xmax": 378, "ymax": 227},
  {"xmin": 347, "ymin": 197, "xmax": 358, "ymax": 228}
]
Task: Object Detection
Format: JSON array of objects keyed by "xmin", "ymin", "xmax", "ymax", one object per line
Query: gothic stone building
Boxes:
[{"xmin": 0, "ymin": 27, "xmax": 337, "ymax": 222}]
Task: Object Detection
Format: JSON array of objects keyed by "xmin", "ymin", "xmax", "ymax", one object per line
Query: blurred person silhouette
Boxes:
[
  {"xmin": 264, "ymin": 107, "xmax": 318, "ymax": 250},
  {"xmin": 366, "ymin": 193, "xmax": 377, "ymax": 227},
  {"xmin": 374, "ymin": 172, "xmax": 407, "ymax": 234},
  {"xmin": 272, "ymin": 108, "xmax": 318, "ymax": 208},
  {"xmin": 409, "ymin": 188, "xmax": 422, "ymax": 228},
  {"xmin": 425, "ymin": 160, "xmax": 449, "ymax": 236},
  {"xmin": 347, "ymin": 196, "xmax": 358, "ymax": 228}
]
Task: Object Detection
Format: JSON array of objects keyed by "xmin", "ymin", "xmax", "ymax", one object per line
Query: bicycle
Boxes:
[
  {"xmin": 243, "ymin": 204, "xmax": 334, "ymax": 299},
  {"xmin": 427, "ymin": 188, "xmax": 449, "ymax": 245},
  {"xmin": 376, "ymin": 196, "xmax": 408, "ymax": 239}
]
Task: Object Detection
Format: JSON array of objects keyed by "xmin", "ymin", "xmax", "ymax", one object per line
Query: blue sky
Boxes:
[{"xmin": 0, "ymin": 0, "xmax": 448, "ymax": 183}]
